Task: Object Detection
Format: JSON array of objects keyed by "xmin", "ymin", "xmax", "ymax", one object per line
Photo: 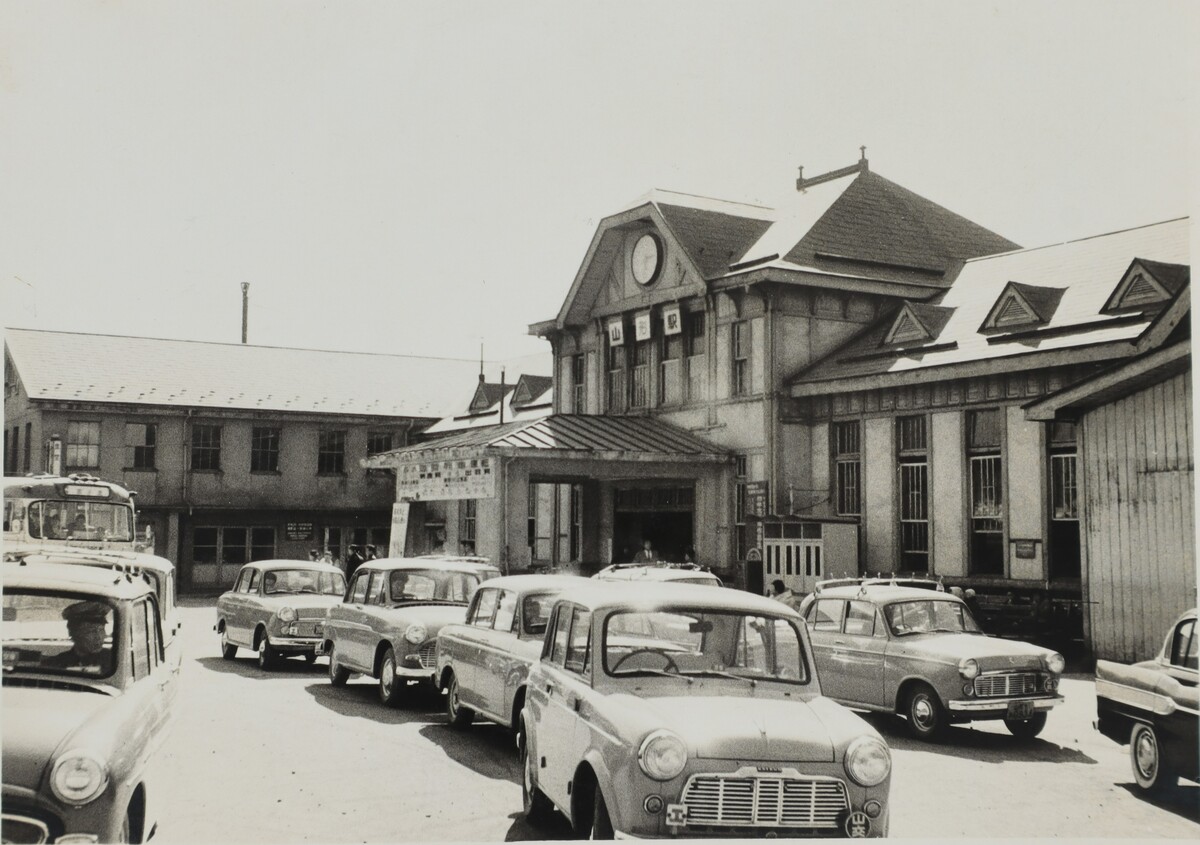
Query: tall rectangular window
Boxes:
[
  {"xmin": 685, "ymin": 312, "xmax": 706, "ymax": 402},
  {"xmin": 659, "ymin": 331, "xmax": 682, "ymax": 405},
  {"xmin": 66, "ymin": 421, "xmax": 100, "ymax": 468},
  {"xmin": 191, "ymin": 424, "xmax": 222, "ymax": 471},
  {"xmin": 833, "ymin": 421, "xmax": 861, "ymax": 516},
  {"xmin": 5, "ymin": 426, "xmax": 16, "ymax": 474},
  {"xmin": 735, "ymin": 455, "xmax": 749, "ymax": 560},
  {"xmin": 1048, "ymin": 421, "xmax": 1081, "ymax": 580},
  {"xmin": 571, "ymin": 354, "xmax": 586, "ymax": 413},
  {"xmin": 125, "ymin": 423, "xmax": 157, "ymax": 470},
  {"xmin": 897, "ymin": 415, "xmax": 929, "ymax": 572},
  {"xmin": 460, "ymin": 499, "xmax": 477, "ymax": 554},
  {"xmin": 606, "ymin": 335, "xmax": 626, "ymax": 413},
  {"xmin": 367, "ymin": 431, "xmax": 393, "ymax": 457},
  {"xmin": 629, "ymin": 339, "xmax": 650, "ymax": 408},
  {"xmin": 22, "ymin": 422, "xmax": 31, "ymax": 472},
  {"xmin": 569, "ymin": 483, "xmax": 582, "ymax": 561},
  {"xmin": 318, "ymin": 430, "xmax": 346, "ymax": 475},
  {"xmin": 967, "ymin": 409, "xmax": 1004, "ymax": 575},
  {"xmin": 731, "ymin": 321, "xmax": 750, "ymax": 396},
  {"xmin": 251, "ymin": 427, "xmax": 281, "ymax": 472}
]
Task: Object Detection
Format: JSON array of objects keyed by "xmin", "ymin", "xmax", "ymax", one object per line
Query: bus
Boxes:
[{"xmin": 3, "ymin": 473, "xmax": 138, "ymax": 553}]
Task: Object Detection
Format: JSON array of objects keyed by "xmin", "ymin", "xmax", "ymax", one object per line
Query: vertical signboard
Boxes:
[
  {"xmin": 389, "ymin": 502, "xmax": 410, "ymax": 558},
  {"xmin": 663, "ymin": 304, "xmax": 682, "ymax": 336}
]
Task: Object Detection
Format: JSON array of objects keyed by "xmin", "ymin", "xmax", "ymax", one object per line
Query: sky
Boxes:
[{"xmin": 1, "ymin": 1, "xmax": 1196, "ymax": 368}]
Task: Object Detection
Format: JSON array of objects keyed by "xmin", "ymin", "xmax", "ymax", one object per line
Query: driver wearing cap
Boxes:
[{"xmin": 44, "ymin": 600, "xmax": 113, "ymax": 672}]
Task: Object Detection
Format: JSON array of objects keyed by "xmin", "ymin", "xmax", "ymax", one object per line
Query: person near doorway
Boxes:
[
  {"xmin": 345, "ymin": 545, "xmax": 365, "ymax": 579},
  {"xmin": 632, "ymin": 539, "xmax": 657, "ymax": 563},
  {"xmin": 365, "ymin": 544, "xmax": 379, "ymax": 561},
  {"xmin": 769, "ymin": 579, "xmax": 802, "ymax": 611}
]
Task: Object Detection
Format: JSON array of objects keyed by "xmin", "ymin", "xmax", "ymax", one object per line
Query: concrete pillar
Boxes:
[
  {"xmin": 1007, "ymin": 406, "xmax": 1046, "ymax": 580},
  {"xmin": 931, "ymin": 412, "xmax": 966, "ymax": 577},
  {"xmin": 862, "ymin": 417, "xmax": 896, "ymax": 572}
]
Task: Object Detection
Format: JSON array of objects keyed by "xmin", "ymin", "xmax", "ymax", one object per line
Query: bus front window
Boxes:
[{"xmin": 26, "ymin": 501, "xmax": 134, "ymax": 542}]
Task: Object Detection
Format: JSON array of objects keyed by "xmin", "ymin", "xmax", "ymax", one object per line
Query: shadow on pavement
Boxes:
[
  {"xmin": 304, "ymin": 678, "xmax": 444, "ymax": 725},
  {"xmin": 860, "ymin": 712, "xmax": 1099, "ymax": 765},
  {"xmin": 503, "ymin": 809, "xmax": 574, "ymax": 841},
  {"xmin": 1115, "ymin": 782, "xmax": 1200, "ymax": 823},
  {"xmin": 417, "ymin": 720, "xmax": 521, "ymax": 784},
  {"xmin": 192, "ymin": 654, "xmax": 327, "ymax": 679}
]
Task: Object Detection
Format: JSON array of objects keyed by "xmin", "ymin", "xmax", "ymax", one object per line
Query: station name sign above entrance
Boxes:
[{"xmin": 396, "ymin": 457, "xmax": 497, "ymax": 501}]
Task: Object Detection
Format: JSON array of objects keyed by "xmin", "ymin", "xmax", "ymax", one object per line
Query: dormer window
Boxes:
[
  {"xmin": 882, "ymin": 303, "xmax": 955, "ymax": 348},
  {"xmin": 979, "ymin": 282, "xmax": 1065, "ymax": 333},
  {"xmin": 469, "ymin": 383, "xmax": 494, "ymax": 413},
  {"xmin": 1102, "ymin": 258, "xmax": 1189, "ymax": 314}
]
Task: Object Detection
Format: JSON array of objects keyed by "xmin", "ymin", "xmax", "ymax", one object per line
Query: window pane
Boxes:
[
  {"xmin": 564, "ymin": 609, "xmax": 591, "ymax": 673},
  {"xmin": 318, "ymin": 431, "xmax": 346, "ymax": 474},
  {"xmin": 494, "ymin": 590, "xmax": 518, "ymax": 633},
  {"xmin": 251, "ymin": 427, "xmax": 280, "ymax": 472},
  {"xmin": 968, "ymin": 409, "xmax": 1002, "ymax": 449}
]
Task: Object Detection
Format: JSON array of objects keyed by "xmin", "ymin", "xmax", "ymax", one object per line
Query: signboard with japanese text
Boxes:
[
  {"xmin": 607, "ymin": 319, "xmax": 625, "ymax": 346},
  {"xmin": 634, "ymin": 312, "xmax": 652, "ymax": 341},
  {"xmin": 286, "ymin": 522, "xmax": 314, "ymax": 541},
  {"xmin": 396, "ymin": 457, "xmax": 497, "ymax": 501},
  {"xmin": 663, "ymin": 304, "xmax": 682, "ymax": 336},
  {"xmin": 389, "ymin": 502, "xmax": 410, "ymax": 557}
]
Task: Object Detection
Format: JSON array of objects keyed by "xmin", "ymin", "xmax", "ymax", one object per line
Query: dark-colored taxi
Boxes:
[
  {"xmin": 3, "ymin": 562, "xmax": 178, "ymax": 844},
  {"xmin": 1096, "ymin": 607, "xmax": 1198, "ymax": 792}
]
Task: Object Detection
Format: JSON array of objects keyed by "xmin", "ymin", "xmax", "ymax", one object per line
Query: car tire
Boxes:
[
  {"xmin": 378, "ymin": 647, "xmax": 404, "ymax": 706},
  {"xmin": 445, "ymin": 671, "xmax": 475, "ymax": 728},
  {"xmin": 219, "ymin": 626, "xmax": 237, "ymax": 660},
  {"xmin": 520, "ymin": 718, "xmax": 553, "ymax": 824},
  {"xmin": 1131, "ymin": 722, "xmax": 1176, "ymax": 792},
  {"xmin": 582, "ymin": 784, "xmax": 614, "ymax": 840},
  {"xmin": 1004, "ymin": 711, "xmax": 1048, "ymax": 740},
  {"xmin": 328, "ymin": 643, "xmax": 350, "ymax": 687},
  {"xmin": 905, "ymin": 684, "xmax": 946, "ymax": 741},
  {"xmin": 257, "ymin": 634, "xmax": 278, "ymax": 670}
]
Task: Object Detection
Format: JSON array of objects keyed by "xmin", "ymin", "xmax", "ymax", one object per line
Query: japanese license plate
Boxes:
[
  {"xmin": 665, "ymin": 804, "xmax": 688, "ymax": 828},
  {"xmin": 1007, "ymin": 699, "xmax": 1035, "ymax": 719}
]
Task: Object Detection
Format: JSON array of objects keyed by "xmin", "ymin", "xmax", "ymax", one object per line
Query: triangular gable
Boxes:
[
  {"xmin": 511, "ymin": 375, "xmax": 553, "ymax": 408},
  {"xmin": 979, "ymin": 281, "xmax": 1066, "ymax": 332},
  {"xmin": 468, "ymin": 382, "xmax": 493, "ymax": 412},
  {"xmin": 882, "ymin": 302, "xmax": 956, "ymax": 347},
  {"xmin": 1103, "ymin": 258, "xmax": 1190, "ymax": 314}
]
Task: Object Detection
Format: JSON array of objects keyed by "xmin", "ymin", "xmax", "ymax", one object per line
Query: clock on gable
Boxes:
[{"xmin": 631, "ymin": 232, "xmax": 664, "ymax": 286}]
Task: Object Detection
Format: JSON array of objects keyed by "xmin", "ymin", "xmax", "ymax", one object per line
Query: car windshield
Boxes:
[
  {"xmin": 883, "ymin": 599, "xmax": 981, "ymax": 636},
  {"xmin": 603, "ymin": 608, "xmax": 809, "ymax": 684},
  {"xmin": 27, "ymin": 501, "xmax": 135, "ymax": 542},
  {"xmin": 2, "ymin": 592, "xmax": 118, "ymax": 680},
  {"xmin": 263, "ymin": 569, "xmax": 346, "ymax": 596},
  {"xmin": 388, "ymin": 569, "xmax": 482, "ymax": 604}
]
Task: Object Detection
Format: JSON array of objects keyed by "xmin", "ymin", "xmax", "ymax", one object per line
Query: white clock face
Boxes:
[{"xmin": 631, "ymin": 233, "xmax": 662, "ymax": 285}]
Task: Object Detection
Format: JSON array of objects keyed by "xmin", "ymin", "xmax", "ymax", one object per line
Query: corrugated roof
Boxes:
[
  {"xmin": 5, "ymin": 328, "xmax": 495, "ymax": 418},
  {"xmin": 791, "ymin": 218, "xmax": 1190, "ymax": 393},
  {"xmin": 370, "ymin": 414, "xmax": 730, "ymax": 463}
]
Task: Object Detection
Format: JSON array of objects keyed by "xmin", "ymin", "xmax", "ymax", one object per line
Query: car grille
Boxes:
[
  {"xmin": 2, "ymin": 810, "xmax": 57, "ymax": 844},
  {"xmin": 418, "ymin": 641, "xmax": 437, "ymax": 669},
  {"xmin": 681, "ymin": 773, "xmax": 848, "ymax": 829},
  {"xmin": 975, "ymin": 672, "xmax": 1041, "ymax": 697},
  {"xmin": 296, "ymin": 607, "xmax": 328, "ymax": 620}
]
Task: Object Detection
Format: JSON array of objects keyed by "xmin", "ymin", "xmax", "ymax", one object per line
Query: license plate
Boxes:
[
  {"xmin": 665, "ymin": 804, "xmax": 688, "ymax": 827},
  {"xmin": 1007, "ymin": 700, "xmax": 1035, "ymax": 719}
]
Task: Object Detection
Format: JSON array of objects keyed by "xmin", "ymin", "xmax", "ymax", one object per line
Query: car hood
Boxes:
[
  {"xmin": 258, "ymin": 594, "xmax": 343, "ymax": 611},
  {"xmin": 897, "ymin": 633, "xmax": 1052, "ymax": 669},
  {"xmin": 386, "ymin": 603, "xmax": 468, "ymax": 632},
  {"xmin": 607, "ymin": 692, "xmax": 870, "ymax": 762},
  {"xmin": 2, "ymin": 685, "xmax": 114, "ymax": 790}
]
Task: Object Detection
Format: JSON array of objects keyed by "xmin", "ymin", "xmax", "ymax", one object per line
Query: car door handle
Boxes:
[
  {"xmin": 545, "ymin": 682, "xmax": 555, "ymax": 695},
  {"xmin": 833, "ymin": 639, "xmax": 848, "ymax": 646}
]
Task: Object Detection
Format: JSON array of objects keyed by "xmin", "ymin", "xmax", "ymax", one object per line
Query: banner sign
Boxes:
[
  {"xmin": 663, "ymin": 304, "xmax": 682, "ymax": 336},
  {"xmin": 607, "ymin": 318, "xmax": 625, "ymax": 346},
  {"xmin": 389, "ymin": 502, "xmax": 410, "ymax": 558},
  {"xmin": 396, "ymin": 457, "xmax": 497, "ymax": 501},
  {"xmin": 286, "ymin": 522, "xmax": 313, "ymax": 541},
  {"xmin": 634, "ymin": 312, "xmax": 652, "ymax": 341}
]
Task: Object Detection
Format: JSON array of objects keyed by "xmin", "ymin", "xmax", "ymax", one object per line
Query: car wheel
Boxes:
[
  {"xmin": 328, "ymin": 643, "xmax": 350, "ymax": 687},
  {"xmin": 1004, "ymin": 711, "xmax": 1048, "ymax": 740},
  {"xmin": 905, "ymin": 684, "xmax": 946, "ymax": 741},
  {"xmin": 1131, "ymin": 722, "xmax": 1176, "ymax": 792},
  {"xmin": 520, "ymin": 719, "xmax": 553, "ymax": 823},
  {"xmin": 219, "ymin": 626, "xmax": 237, "ymax": 660},
  {"xmin": 256, "ymin": 634, "xmax": 278, "ymax": 670},
  {"xmin": 583, "ymin": 785, "xmax": 614, "ymax": 840},
  {"xmin": 378, "ymin": 647, "xmax": 403, "ymax": 706},
  {"xmin": 445, "ymin": 671, "xmax": 475, "ymax": 728}
]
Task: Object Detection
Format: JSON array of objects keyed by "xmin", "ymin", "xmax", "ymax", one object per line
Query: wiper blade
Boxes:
[
  {"xmin": 617, "ymin": 668, "xmax": 692, "ymax": 682},
  {"xmin": 683, "ymin": 669, "xmax": 758, "ymax": 686}
]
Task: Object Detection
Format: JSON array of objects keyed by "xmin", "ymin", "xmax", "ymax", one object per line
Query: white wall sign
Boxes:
[
  {"xmin": 389, "ymin": 502, "xmax": 410, "ymax": 557},
  {"xmin": 663, "ymin": 304, "xmax": 682, "ymax": 336},
  {"xmin": 396, "ymin": 457, "xmax": 497, "ymax": 501},
  {"xmin": 634, "ymin": 312, "xmax": 652, "ymax": 341},
  {"xmin": 607, "ymin": 319, "xmax": 625, "ymax": 346}
]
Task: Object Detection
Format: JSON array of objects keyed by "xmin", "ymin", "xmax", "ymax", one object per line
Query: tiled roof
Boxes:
[
  {"xmin": 790, "ymin": 218, "xmax": 1190, "ymax": 393},
  {"xmin": 513, "ymin": 375, "xmax": 553, "ymax": 405},
  {"xmin": 656, "ymin": 203, "xmax": 775, "ymax": 278},
  {"xmin": 5, "ymin": 328, "xmax": 494, "ymax": 418},
  {"xmin": 370, "ymin": 414, "xmax": 730, "ymax": 462}
]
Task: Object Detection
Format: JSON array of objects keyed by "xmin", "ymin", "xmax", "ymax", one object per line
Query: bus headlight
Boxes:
[
  {"xmin": 638, "ymin": 730, "xmax": 687, "ymax": 781},
  {"xmin": 844, "ymin": 736, "xmax": 891, "ymax": 787},
  {"xmin": 51, "ymin": 750, "xmax": 109, "ymax": 806}
]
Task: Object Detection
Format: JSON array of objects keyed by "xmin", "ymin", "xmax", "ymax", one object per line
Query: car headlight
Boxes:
[
  {"xmin": 404, "ymin": 623, "xmax": 428, "ymax": 645},
  {"xmin": 638, "ymin": 730, "xmax": 688, "ymax": 781},
  {"xmin": 50, "ymin": 750, "xmax": 109, "ymax": 806},
  {"xmin": 958, "ymin": 658, "xmax": 980, "ymax": 679},
  {"xmin": 844, "ymin": 736, "xmax": 891, "ymax": 787},
  {"xmin": 278, "ymin": 606, "xmax": 297, "ymax": 623},
  {"xmin": 1046, "ymin": 652, "xmax": 1065, "ymax": 674}
]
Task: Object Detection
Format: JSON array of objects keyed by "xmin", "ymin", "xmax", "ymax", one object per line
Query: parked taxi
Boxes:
[
  {"xmin": 436, "ymin": 574, "xmax": 590, "ymax": 732},
  {"xmin": 800, "ymin": 578, "xmax": 1064, "ymax": 740},
  {"xmin": 521, "ymin": 581, "xmax": 891, "ymax": 839},
  {"xmin": 1096, "ymin": 607, "xmax": 1198, "ymax": 793},
  {"xmin": 3, "ymin": 561, "xmax": 178, "ymax": 844},
  {"xmin": 593, "ymin": 562, "xmax": 723, "ymax": 587},
  {"xmin": 320, "ymin": 556, "xmax": 500, "ymax": 705},
  {"xmin": 216, "ymin": 560, "xmax": 347, "ymax": 669}
]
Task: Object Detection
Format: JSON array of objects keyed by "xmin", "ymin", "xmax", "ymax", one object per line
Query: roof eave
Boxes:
[{"xmin": 1024, "ymin": 342, "xmax": 1191, "ymax": 421}]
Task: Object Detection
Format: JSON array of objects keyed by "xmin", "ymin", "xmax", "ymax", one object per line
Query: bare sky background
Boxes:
[{"xmin": 2, "ymin": 1, "xmax": 1196, "ymax": 367}]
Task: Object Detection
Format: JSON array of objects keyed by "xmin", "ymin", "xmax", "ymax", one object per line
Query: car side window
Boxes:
[
  {"xmin": 1169, "ymin": 619, "xmax": 1197, "ymax": 670},
  {"xmin": 811, "ymin": 599, "xmax": 844, "ymax": 631},
  {"xmin": 493, "ymin": 590, "xmax": 518, "ymax": 633},
  {"xmin": 130, "ymin": 600, "xmax": 150, "ymax": 680},
  {"xmin": 366, "ymin": 572, "xmax": 386, "ymax": 605},
  {"xmin": 349, "ymin": 572, "xmax": 370, "ymax": 603},
  {"xmin": 471, "ymin": 589, "xmax": 499, "ymax": 627},
  {"xmin": 145, "ymin": 599, "xmax": 162, "ymax": 669},
  {"xmin": 843, "ymin": 600, "xmax": 876, "ymax": 636},
  {"xmin": 547, "ymin": 605, "xmax": 571, "ymax": 666},
  {"xmin": 247, "ymin": 570, "xmax": 259, "ymax": 593},
  {"xmin": 564, "ymin": 609, "xmax": 592, "ymax": 675}
]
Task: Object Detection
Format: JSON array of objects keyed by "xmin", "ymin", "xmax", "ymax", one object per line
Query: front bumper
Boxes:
[
  {"xmin": 269, "ymin": 636, "xmax": 323, "ymax": 654},
  {"xmin": 948, "ymin": 695, "xmax": 1063, "ymax": 713},
  {"xmin": 2, "ymin": 785, "xmax": 121, "ymax": 844}
]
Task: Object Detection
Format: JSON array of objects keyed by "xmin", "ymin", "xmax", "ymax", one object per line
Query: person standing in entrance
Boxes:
[
  {"xmin": 632, "ymin": 538, "xmax": 657, "ymax": 563},
  {"xmin": 769, "ymin": 579, "xmax": 801, "ymax": 611},
  {"xmin": 345, "ymin": 544, "xmax": 365, "ymax": 579}
]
